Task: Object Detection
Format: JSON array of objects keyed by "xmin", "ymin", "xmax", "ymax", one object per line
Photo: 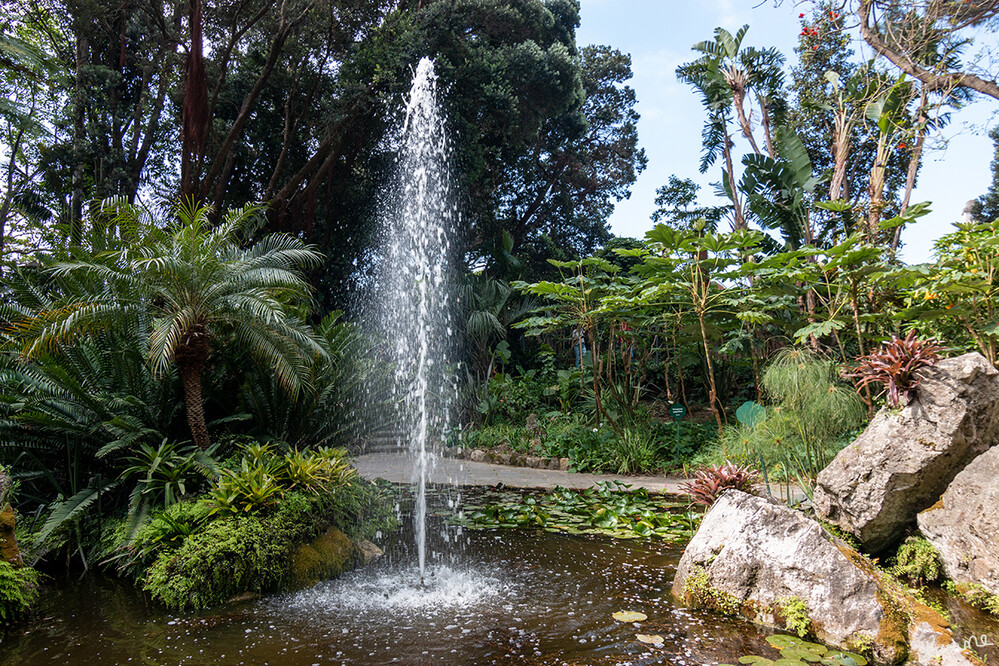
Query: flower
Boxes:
[
  {"xmin": 897, "ymin": 142, "xmax": 907, "ymax": 149},
  {"xmin": 799, "ymin": 12, "xmax": 805, "ymax": 17}
]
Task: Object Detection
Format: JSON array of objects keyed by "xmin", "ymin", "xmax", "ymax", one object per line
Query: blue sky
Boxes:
[{"xmin": 576, "ymin": 0, "xmax": 997, "ymax": 263}]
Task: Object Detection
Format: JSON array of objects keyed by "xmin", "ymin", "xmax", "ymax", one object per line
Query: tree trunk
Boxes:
[
  {"xmin": 175, "ymin": 328, "xmax": 212, "ymax": 450},
  {"xmin": 723, "ymin": 134, "xmax": 746, "ymax": 231}
]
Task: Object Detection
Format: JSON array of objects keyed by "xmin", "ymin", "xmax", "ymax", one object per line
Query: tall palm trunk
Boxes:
[{"xmin": 175, "ymin": 327, "xmax": 211, "ymax": 449}]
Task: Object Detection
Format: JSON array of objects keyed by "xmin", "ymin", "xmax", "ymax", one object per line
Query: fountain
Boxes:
[{"xmin": 374, "ymin": 56, "xmax": 458, "ymax": 584}]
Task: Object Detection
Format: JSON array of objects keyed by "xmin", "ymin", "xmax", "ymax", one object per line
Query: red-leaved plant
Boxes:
[
  {"xmin": 680, "ymin": 462, "xmax": 759, "ymax": 506},
  {"xmin": 848, "ymin": 331, "xmax": 944, "ymax": 408}
]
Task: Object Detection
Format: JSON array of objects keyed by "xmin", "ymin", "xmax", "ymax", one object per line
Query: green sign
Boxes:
[{"xmin": 669, "ymin": 404, "xmax": 686, "ymax": 420}]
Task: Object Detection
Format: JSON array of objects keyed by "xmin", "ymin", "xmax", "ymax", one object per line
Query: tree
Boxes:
[
  {"xmin": 14, "ymin": 199, "xmax": 325, "ymax": 450},
  {"xmin": 489, "ymin": 44, "xmax": 647, "ymax": 260},
  {"xmin": 968, "ymin": 128, "xmax": 999, "ymax": 223},
  {"xmin": 677, "ymin": 25, "xmax": 786, "ymax": 231},
  {"xmin": 855, "ymin": 0, "xmax": 999, "ymax": 100},
  {"xmin": 651, "ymin": 176, "xmax": 728, "ymax": 231}
]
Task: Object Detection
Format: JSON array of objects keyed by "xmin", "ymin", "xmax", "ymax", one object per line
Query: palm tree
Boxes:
[
  {"xmin": 677, "ymin": 26, "xmax": 786, "ymax": 231},
  {"xmin": 15, "ymin": 198, "xmax": 326, "ymax": 450}
]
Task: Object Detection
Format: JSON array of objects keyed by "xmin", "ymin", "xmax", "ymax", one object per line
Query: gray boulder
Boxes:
[
  {"xmin": 672, "ymin": 490, "xmax": 908, "ymax": 663},
  {"xmin": 917, "ymin": 445, "xmax": 999, "ymax": 596},
  {"xmin": 814, "ymin": 353, "xmax": 999, "ymax": 552}
]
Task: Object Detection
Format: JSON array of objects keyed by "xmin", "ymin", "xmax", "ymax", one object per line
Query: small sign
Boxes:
[{"xmin": 669, "ymin": 404, "xmax": 686, "ymax": 420}]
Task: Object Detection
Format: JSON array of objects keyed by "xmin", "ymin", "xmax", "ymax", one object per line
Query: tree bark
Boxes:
[{"xmin": 175, "ymin": 328, "xmax": 212, "ymax": 450}]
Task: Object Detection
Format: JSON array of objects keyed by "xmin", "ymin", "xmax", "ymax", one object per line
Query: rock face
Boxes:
[
  {"xmin": 672, "ymin": 490, "xmax": 907, "ymax": 664},
  {"xmin": 917, "ymin": 446, "xmax": 999, "ymax": 596},
  {"xmin": 0, "ymin": 504, "xmax": 20, "ymax": 565},
  {"xmin": 814, "ymin": 353, "xmax": 999, "ymax": 553}
]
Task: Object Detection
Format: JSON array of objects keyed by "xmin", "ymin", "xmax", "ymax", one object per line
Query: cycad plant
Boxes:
[{"xmin": 11, "ymin": 198, "xmax": 326, "ymax": 450}]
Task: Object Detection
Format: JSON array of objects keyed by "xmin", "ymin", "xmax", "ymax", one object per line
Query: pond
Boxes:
[{"xmin": 2, "ymin": 487, "xmax": 997, "ymax": 665}]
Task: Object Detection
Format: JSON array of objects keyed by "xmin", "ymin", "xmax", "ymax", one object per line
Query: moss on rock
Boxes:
[{"xmin": 290, "ymin": 528, "xmax": 358, "ymax": 588}]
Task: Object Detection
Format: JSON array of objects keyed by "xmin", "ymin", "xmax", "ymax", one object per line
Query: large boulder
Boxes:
[
  {"xmin": 673, "ymin": 491, "xmax": 984, "ymax": 665},
  {"xmin": 814, "ymin": 353, "xmax": 999, "ymax": 553},
  {"xmin": 917, "ymin": 445, "xmax": 999, "ymax": 596},
  {"xmin": 672, "ymin": 490, "xmax": 908, "ymax": 664}
]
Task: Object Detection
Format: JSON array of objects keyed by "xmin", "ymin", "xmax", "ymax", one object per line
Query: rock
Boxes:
[
  {"xmin": 468, "ymin": 449, "xmax": 489, "ymax": 463},
  {"xmin": 526, "ymin": 413, "xmax": 539, "ymax": 434},
  {"xmin": 0, "ymin": 504, "xmax": 21, "ymax": 565},
  {"xmin": 228, "ymin": 591, "xmax": 260, "ymax": 604},
  {"xmin": 356, "ymin": 539, "xmax": 383, "ymax": 565},
  {"xmin": 907, "ymin": 609, "xmax": 985, "ymax": 666},
  {"xmin": 525, "ymin": 455, "xmax": 544, "ymax": 469},
  {"xmin": 672, "ymin": 490, "xmax": 908, "ymax": 664},
  {"xmin": 558, "ymin": 457, "xmax": 570, "ymax": 471},
  {"xmin": 289, "ymin": 528, "xmax": 358, "ymax": 588},
  {"xmin": 917, "ymin": 446, "xmax": 999, "ymax": 596},
  {"xmin": 814, "ymin": 353, "xmax": 999, "ymax": 552}
]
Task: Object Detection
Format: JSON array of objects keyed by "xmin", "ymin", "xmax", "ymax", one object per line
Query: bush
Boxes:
[
  {"xmin": 140, "ymin": 480, "xmax": 395, "ymax": 611},
  {"xmin": 0, "ymin": 562, "xmax": 39, "ymax": 626}
]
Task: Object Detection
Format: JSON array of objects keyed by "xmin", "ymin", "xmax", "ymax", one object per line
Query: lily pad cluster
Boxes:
[
  {"xmin": 456, "ymin": 481, "xmax": 702, "ymax": 540},
  {"xmin": 722, "ymin": 634, "xmax": 868, "ymax": 666}
]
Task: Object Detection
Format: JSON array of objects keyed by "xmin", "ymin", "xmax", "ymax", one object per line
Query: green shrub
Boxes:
[
  {"xmin": 891, "ymin": 536, "xmax": 943, "ymax": 585},
  {"xmin": 139, "ymin": 478, "xmax": 395, "ymax": 611},
  {"xmin": 0, "ymin": 562, "xmax": 39, "ymax": 625}
]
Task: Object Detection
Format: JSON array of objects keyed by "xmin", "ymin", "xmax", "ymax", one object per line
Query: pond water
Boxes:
[{"xmin": 2, "ymin": 488, "xmax": 997, "ymax": 665}]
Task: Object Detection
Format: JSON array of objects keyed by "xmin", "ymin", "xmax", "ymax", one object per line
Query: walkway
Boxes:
[{"xmin": 352, "ymin": 451, "xmax": 688, "ymax": 493}]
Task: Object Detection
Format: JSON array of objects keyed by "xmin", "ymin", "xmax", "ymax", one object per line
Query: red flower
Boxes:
[
  {"xmin": 897, "ymin": 142, "xmax": 907, "ymax": 149},
  {"xmin": 799, "ymin": 12, "xmax": 805, "ymax": 17}
]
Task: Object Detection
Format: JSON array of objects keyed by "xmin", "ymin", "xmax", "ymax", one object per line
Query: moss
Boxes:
[
  {"xmin": 833, "ymin": 541, "xmax": 910, "ymax": 663},
  {"xmin": 681, "ymin": 565, "xmax": 742, "ymax": 616},
  {"xmin": 0, "ymin": 505, "xmax": 20, "ymax": 565},
  {"xmin": 817, "ymin": 518, "xmax": 862, "ymax": 551},
  {"xmin": 139, "ymin": 478, "xmax": 396, "ymax": 611},
  {"xmin": 774, "ymin": 596, "xmax": 812, "ymax": 637},
  {"xmin": 891, "ymin": 536, "xmax": 943, "ymax": 585},
  {"xmin": 0, "ymin": 561, "xmax": 39, "ymax": 626},
  {"xmin": 289, "ymin": 528, "xmax": 357, "ymax": 587}
]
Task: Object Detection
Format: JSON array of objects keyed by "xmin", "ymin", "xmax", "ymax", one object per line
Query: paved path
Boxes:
[
  {"xmin": 353, "ymin": 452, "xmax": 806, "ymax": 502},
  {"xmin": 353, "ymin": 452, "xmax": 688, "ymax": 493}
]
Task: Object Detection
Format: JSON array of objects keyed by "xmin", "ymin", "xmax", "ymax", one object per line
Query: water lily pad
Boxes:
[
  {"xmin": 821, "ymin": 651, "xmax": 867, "ymax": 666},
  {"xmin": 780, "ymin": 648, "xmax": 823, "ymax": 662},
  {"xmin": 772, "ymin": 660, "xmax": 808, "ymax": 666},
  {"xmin": 738, "ymin": 656, "xmax": 775, "ymax": 664},
  {"xmin": 612, "ymin": 611, "xmax": 647, "ymax": 623},
  {"xmin": 767, "ymin": 635, "xmax": 804, "ymax": 650},
  {"xmin": 798, "ymin": 642, "xmax": 828, "ymax": 655},
  {"xmin": 636, "ymin": 633, "xmax": 664, "ymax": 645}
]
